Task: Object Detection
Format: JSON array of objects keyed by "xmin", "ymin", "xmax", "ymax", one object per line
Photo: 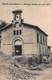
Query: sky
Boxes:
[{"xmin": 0, "ymin": 0, "xmax": 52, "ymax": 50}]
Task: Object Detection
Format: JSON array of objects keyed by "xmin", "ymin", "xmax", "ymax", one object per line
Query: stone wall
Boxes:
[
  {"xmin": 1, "ymin": 27, "xmax": 13, "ymax": 55},
  {"xmin": 22, "ymin": 26, "xmax": 39, "ymax": 55}
]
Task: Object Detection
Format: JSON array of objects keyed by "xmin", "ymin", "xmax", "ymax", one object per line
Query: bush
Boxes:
[
  {"xmin": 42, "ymin": 56, "xmax": 49, "ymax": 64},
  {"xmin": 28, "ymin": 57, "xmax": 32, "ymax": 66},
  {"xmin": 28, "ymin": 54, "xmax": 42, "ymax": 67}
]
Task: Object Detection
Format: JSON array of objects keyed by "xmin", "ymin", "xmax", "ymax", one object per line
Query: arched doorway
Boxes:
[{"xmin": 14, "ymin": 39, "xmax": 22, "ymax": 55}]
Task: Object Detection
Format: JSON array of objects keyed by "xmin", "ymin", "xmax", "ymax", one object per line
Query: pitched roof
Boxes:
[
  {"xmin": 0, "ymin": 20, "xmax": 7, "ymax": 29},
  {"xmin": 0, "ymin": 21, "xmax": 48, "ymax": 36},
  {"xmin": 23, "ymin": 23, "xmax": 48, "ymax": 36}
]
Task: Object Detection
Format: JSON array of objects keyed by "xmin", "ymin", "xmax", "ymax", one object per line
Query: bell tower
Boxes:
[
  {"xmin": 12, "ymin": 10, "xmax": 23, "ymax": 36},
  {"xmin": 12, "ymin": 10, "xmax": 22, "ymax": 27},
  {"xmin": 12, "ymin": 10, "xmax": 23, "ymax": 56}
]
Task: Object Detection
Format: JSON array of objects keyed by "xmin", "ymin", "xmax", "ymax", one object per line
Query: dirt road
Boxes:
[
  {"xmin": 0, "ymin": 55, "xmax": 52, "ymax": 80},
  {"xmin": 31, "ymin": 68, "xmax": 52, "ymax": 80}
]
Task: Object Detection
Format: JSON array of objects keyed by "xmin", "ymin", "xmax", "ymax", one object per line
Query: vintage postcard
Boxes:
[{"xmin": 0, "ymin": 0, "xmax": 52, "ymax": 80}]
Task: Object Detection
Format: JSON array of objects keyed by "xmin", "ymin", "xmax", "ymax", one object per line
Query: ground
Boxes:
[
  {"xmin": 32, "ymin": 68, "xmax": 52, "ymax": 80},
  {"xmin": 0, "ymin": 53, "xmax": 52, "ymax": 80}
]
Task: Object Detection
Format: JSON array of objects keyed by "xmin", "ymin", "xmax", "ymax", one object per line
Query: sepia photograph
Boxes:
[{"xmin": 0, "ymin": 0, "xmax": 52, "ymax": 80}]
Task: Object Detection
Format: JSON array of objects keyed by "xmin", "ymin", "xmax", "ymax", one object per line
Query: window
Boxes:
[
  {"xmin": 0, "ymin": 40, "xmax": 1, "ymax": 48},
  {"xmin": 0, "ymin": 35, "xmax": 1, "ymax": 48},
  {"xmin": 37, "ymin": 33, "xmax": 39, "ymax": 43},
  {"xmin": 17, "ymin": 30, "xmax": 18, "ymax": 35},
  {"xmin": 39, "ymin": 45, "xmax": 42, "ymax": 54},
  {"xmin": 20, "ymin": 30, "xmax": 22, "ymax": 35},
  {"xmin": 43, "ymin": 36, "xmax": 45, "ymax": 45},
  {"xmin": 13, "ymin": 31, "xmax": 16, "ymax": 35},
  {"xmin": 13, "ymin": 30, "xmax": 22, "ymax": 35},
  {"xmin": 0, "ymin": 35, "xmax": 1, "ymax": 38},
  {"xmin": 43, "ymin": 47, "xmax": 44, "ymax": 56},
  {"xmin": 37, "ymin": 33, "xmax": 43, "ymax": 44},
  {"xmin": 45, "ymin": 38, "xmax": 47, "ymax": 45},
  {"xmin": 40, "ymin": 35, "xmax": 42, "ymax": 44}
]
